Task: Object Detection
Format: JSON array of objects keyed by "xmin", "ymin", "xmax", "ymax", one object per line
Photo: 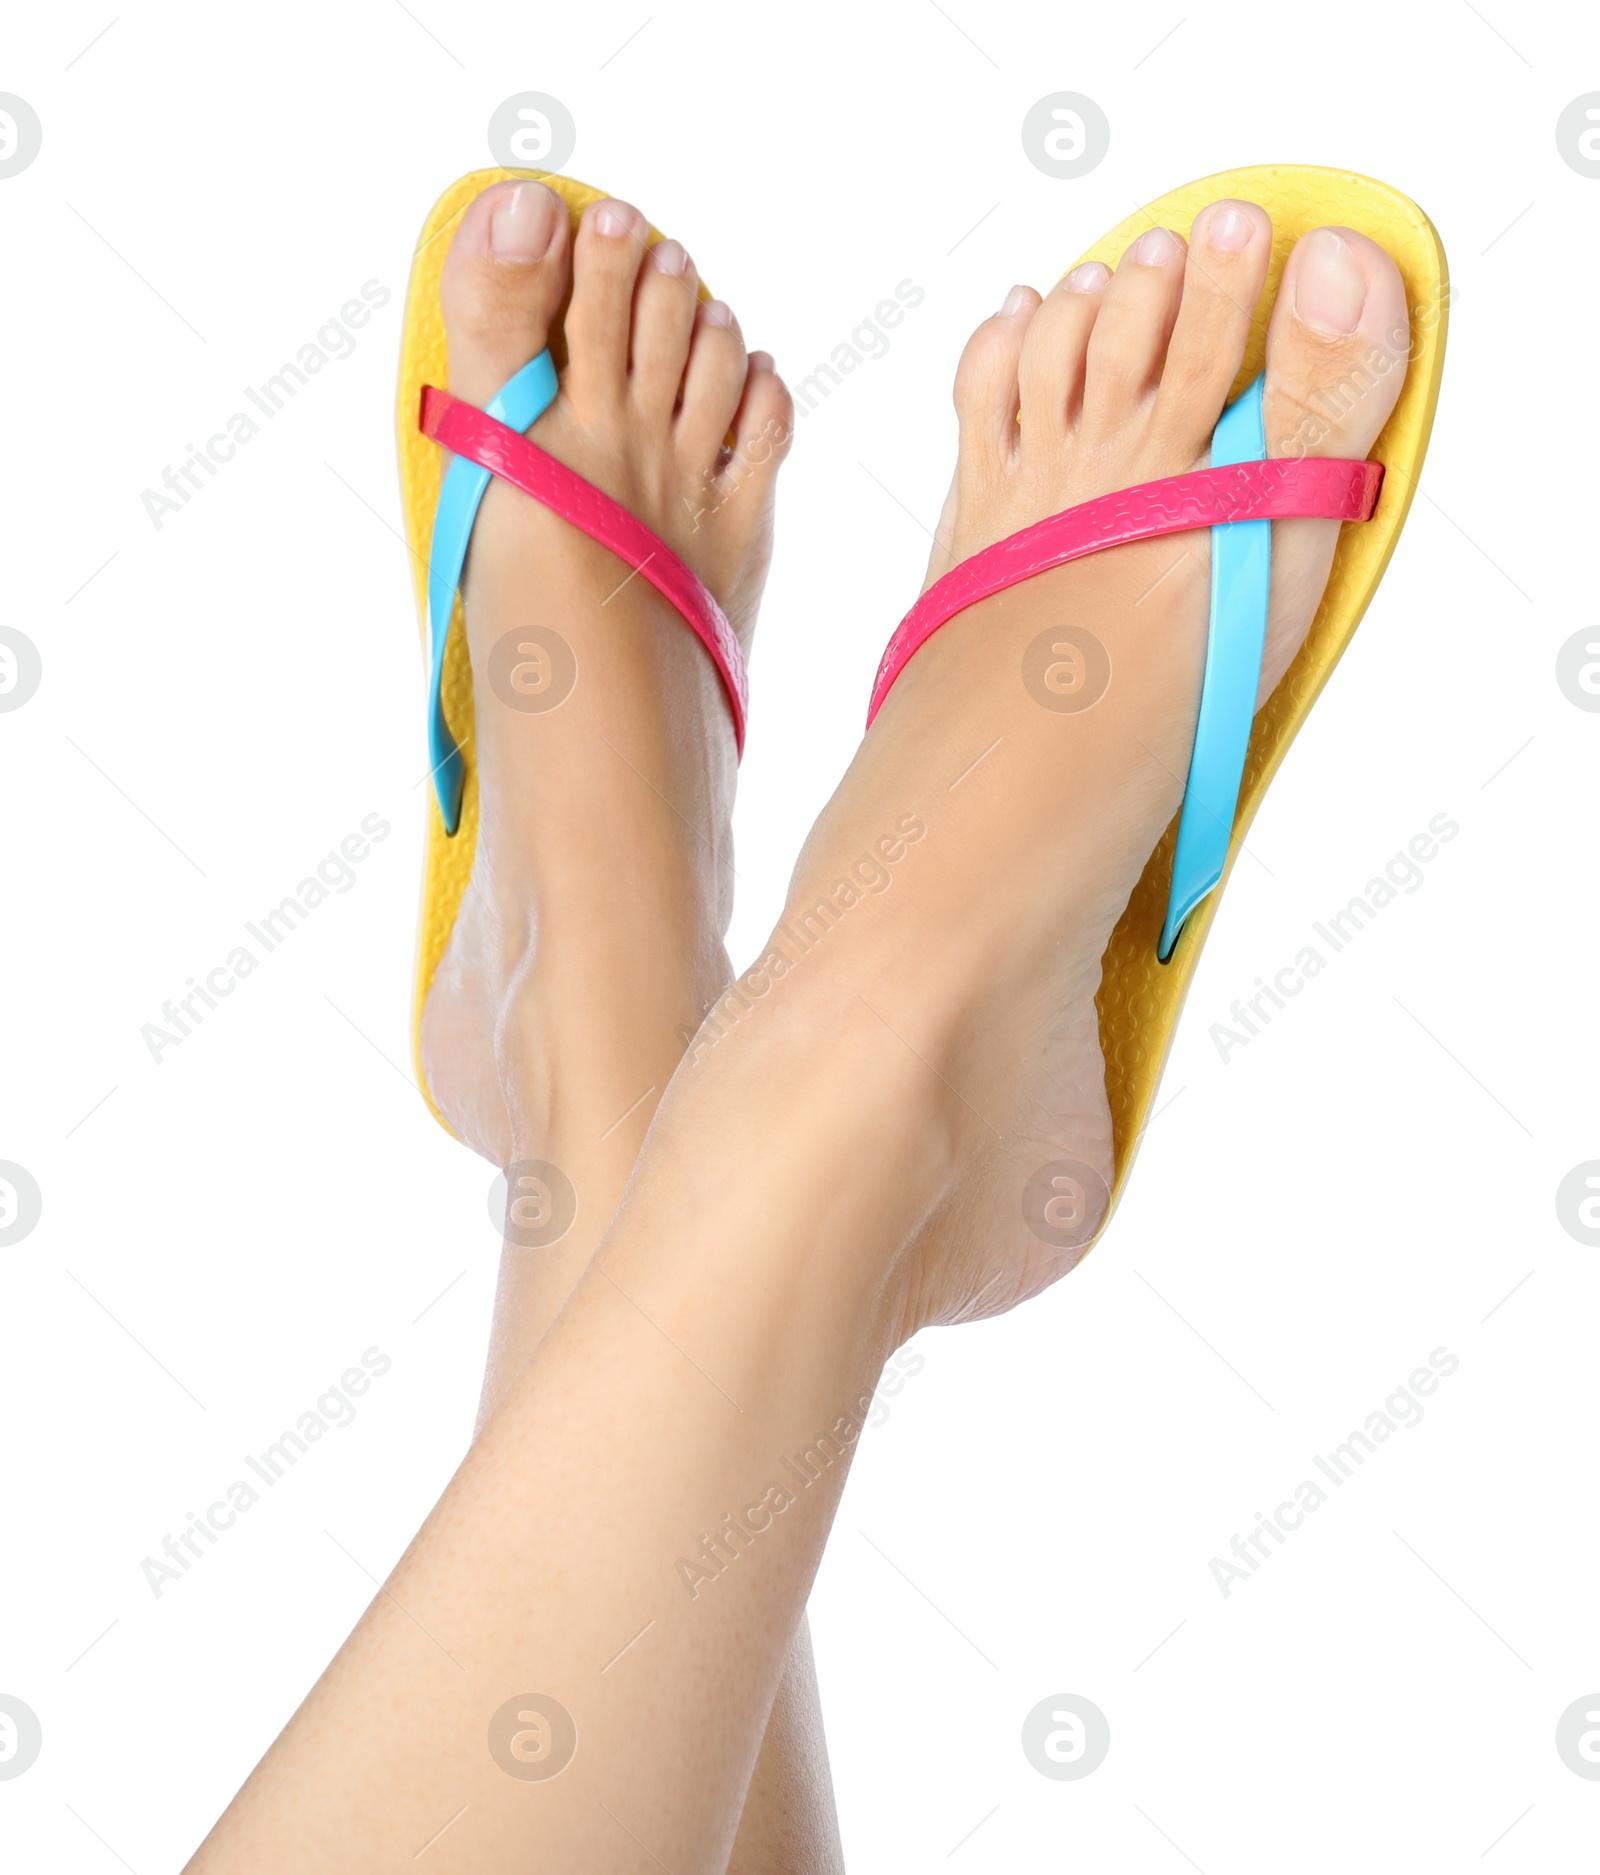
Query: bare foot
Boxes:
[
  {"xmin": 418, "ymin": 181, "xmax": 792, "ymax": 1171},
  {"xmin": 779, "ymin": 204, "xmax": 1408, "ymax": 1332}
]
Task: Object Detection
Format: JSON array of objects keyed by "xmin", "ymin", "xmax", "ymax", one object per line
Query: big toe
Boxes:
[
  {"xmin": 439, "ymin": 179, "xmax": 571, "ymax": 409},
  {"xmin": 1257, "ymin": 224, "xmax": 1410, "ymax": 698},
  {"xmin": 1264, "ymin": 225, "xmax": 1409, "ymax": 463}
]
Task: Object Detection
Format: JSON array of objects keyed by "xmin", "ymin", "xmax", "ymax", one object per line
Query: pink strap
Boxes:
[
  {"xmin": 867, "ymin": 456, "xmax": 1383, "ymax": 725},
  {"xmin": 420, "ymin": 387, "xmax": 748, "ymax": 753}
]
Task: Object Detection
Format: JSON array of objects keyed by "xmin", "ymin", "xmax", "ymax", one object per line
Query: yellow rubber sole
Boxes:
[
  {"xmin": 396, "ymin": 169, "xmax": 708, "ymax": 1134},
  {"xmin": 1082, "ymin": 165, "xmax": 1449, "ymax": 1236}
]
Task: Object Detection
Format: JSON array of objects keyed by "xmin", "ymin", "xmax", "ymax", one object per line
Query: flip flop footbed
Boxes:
[{"xmin": 1078, "ymin": 165, "xmax": 1449, "ymax": 1220}]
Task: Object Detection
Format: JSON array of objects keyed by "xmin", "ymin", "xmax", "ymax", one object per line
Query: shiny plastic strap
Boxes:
[{"xmin": 425, "ymin": 352, "xmax": 559, "ymax": 833}]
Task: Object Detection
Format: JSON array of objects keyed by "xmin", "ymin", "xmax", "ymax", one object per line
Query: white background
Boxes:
[{"xmin": 2, "ymin": 1, "xmax": 1597, "ymax": 1868}]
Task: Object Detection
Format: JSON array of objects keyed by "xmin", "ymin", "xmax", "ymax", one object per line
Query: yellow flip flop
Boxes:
[
  {"xmin": 865, "ymin": 164, "xmax": 1448, "ymax": 1248},
  {"xmin": 396, "ymin": 170, "xmax": 732, "ymax": 1135}
]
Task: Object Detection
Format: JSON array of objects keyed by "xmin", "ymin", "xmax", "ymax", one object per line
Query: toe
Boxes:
[
  {"xmin": 564, "ymin": 198, "xmax": 650, "ymax": 409},
  {"xmin": 631, "ymin": 238, "xmax": 701, "ymax": 418},
  {"xmin": 1255, "ymin": 225, "xmax": 1409, "ymax": 701},
  {"xmin": 1263, "ymin": 225, "xmax": 1409, "ymax": 461},
  {"xmin": 719, "ymin": 353, "xmax": 794, "ymax": 512},
  {"xmin": 439, "ymin": 180, "xmax": 570, "ymax": 409},
  {"xmin": 727, "ymin": 352, "xmax": 794, "ymax": 482},
  {"xmin": 1149, "ymin": 199, "xmax": 1272, "ymax": 461},
  {"xmin": 676, "ymin": 299, "xmax": 748, "ymax": 467},
  {"xmin": 1077, "ymin": 227, "xmax": 1187, "ymax": 447},
  {"xmin": 955, "ymin": 285, "xmax": 1041, "ymax": 466},
  {"xmin": 1016, "ymin": 264, "xmax": 1106, "ymax": 446}
]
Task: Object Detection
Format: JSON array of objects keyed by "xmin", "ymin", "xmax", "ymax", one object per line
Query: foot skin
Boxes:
[
  {"xmin": 419, "ymin": 180, "xmax": 793, "ymax": 1190},
  {"xmin": 778, "ymin": 205, "xmax": 1408, "ymax": 1333}
]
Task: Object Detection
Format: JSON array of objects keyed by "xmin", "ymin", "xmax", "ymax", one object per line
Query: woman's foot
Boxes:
[
  {"xmin": 419, "ymin": 180, "xmax": 793, "ymax": 1173},
  {"xmin": 776, "ymin": 203, "xmax": 1408, "ymax": 1332}
]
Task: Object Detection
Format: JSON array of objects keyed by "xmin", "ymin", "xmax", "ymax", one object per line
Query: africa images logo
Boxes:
[
  {"xmin": 141, "ymin": 814, "xmax": 390, "ymax": 1062},
  {"xmin": 1208, "ymin": 1349, "xmax": 1459, "ymax": 1597},
  {"xmin": 140, "ymin": 1348, "xmax": 392, "ymax": 1597},
  {"xmin": 139, "ymin": 281, "xmax": 393, "ymax": 529}
]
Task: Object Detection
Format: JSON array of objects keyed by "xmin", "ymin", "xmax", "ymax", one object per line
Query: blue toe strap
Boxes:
[
  {"xmin": 1158, "ymin": 375, "xmax": 1271, "ymax": 962},
  {"xmin": 426, "ymin": 350, "xmax": 560, "ymax": 835}
]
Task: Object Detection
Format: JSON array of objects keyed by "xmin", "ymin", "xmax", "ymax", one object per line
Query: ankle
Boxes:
[
  {"xmin": 654, "ymin": 969, "xmax": 965, "ymax": 1317},
  {"xmin": 499, "ymin": 936, "xmax": 728, "ymax": 1149},
  {"xmin": 738, "ymin": 862, "xmax": 1104, "ymax": 1095},
  {"xmin": 698, "ymin": 918, "xmax": 975, "ymax": 1151}
]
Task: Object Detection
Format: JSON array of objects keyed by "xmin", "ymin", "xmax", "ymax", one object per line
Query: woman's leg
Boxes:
[
  {"xmin": 186, "ymin": 199, "xmax": 1412, "ymax": 1871},
  {"xmin": 190, "ymin": 953, "xmax": 940, "ymax": 1875},
  {"xmin": 417, "ymin": 179, "xmax": 842, "ymax": 1871}
]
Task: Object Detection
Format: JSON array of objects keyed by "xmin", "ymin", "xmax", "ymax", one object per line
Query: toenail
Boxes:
[
  {"xmin": 1201, "ymin": 202, "xmax": 1254, "ymax": 254},
  {"xmin": 592, "ymin": 200, "xmax": 637, "ymax": 238},
  {"xmin": 702, "ymin": 299, "xmax": 736, "ymax": 329},
  {"xmin": 1063, "ymin": 261, "xmax": 1110, "ymax": 294},
  {"xmin": 749, "ymin": 350, "xmax": 775, "ymax": 372},
  {"xmin": 488, "ymin": 182, "xmax": 560, "ymax": 263},
  {"xmin": 650, "ymin": 239, "xmax": 692, "ymax": 277},
  {"xmin": 999, "ymin": 284, "xmax": 1031, "ymax": 317},
  {"xmin": 1128, "ymin": 227, "xmax": 1183, "ymax": 266},
  {"xmin": 1293, "ymin": 228, "xmax": 1367, "ymax": 335}
]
